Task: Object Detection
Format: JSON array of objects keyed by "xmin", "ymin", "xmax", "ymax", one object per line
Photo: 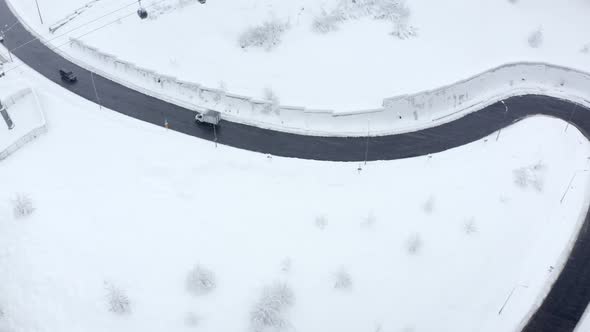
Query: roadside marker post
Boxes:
[{"xmin": 496, "ymin": 100, "xmax": 509, "ymax": 142}]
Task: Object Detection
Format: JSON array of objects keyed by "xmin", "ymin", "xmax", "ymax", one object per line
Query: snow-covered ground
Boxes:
[
  {"xmin": 1, "ymin": 64, "xmax": 590, "ymax": 332},
  {"xmin": 576, "ymin": 306, "xmax": 590, "ymax": 332},
  {"xmin": 8, "ymin": 0, "xmax": 590, "ymax": 110}
]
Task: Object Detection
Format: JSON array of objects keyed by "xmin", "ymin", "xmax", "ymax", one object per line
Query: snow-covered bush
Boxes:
[
  {"xmin": 105, "ymin": 282, "xmax": 131, "ymax": 314},
  {"xmin": 149, "ymin": 0, "xmax": 204, "ymax": 20},
  {"xmin": 581, "ymin": 44, "xmax": 590, "ymax": 54},
  {"xmin": 250, "ymin": 282, "xmax": 295, "ymax": 332},
  {"xmin": 12, "ymin": 194, "xmax": 34, "ymax": 219},
  {"xmin": 312, "ymin": 0, "xmax": 413, "ymax": 38},
  {"xmin": 528, "ymin": 28, "xmax": 543, "ymax": 48},
  {"xmin": 361, "ymin": 212, "xmax": 377, "ymax": 228},
  {"xmin": 312, "ymin": 11, "xmax": 341, "ymax": 33},
  {"xmin": 239, "ymin": 21, "xmax": 289, "ymax": 51},
  {"xmin": 513, "ymin": 161, "xmax": 545, "ymax": 192},
  {"xmin": 334, "ymin": 269, "xmax": 353, "ymax": 290},
  {"xmin": 406, "ymin": 234, "xmax": 422, "ymax": 254},
  {"xmin": 280, "ymin": 257, "xmax": 292, "ymax": 273},
  {"xmin": 463, "ymin": 218, "xmax": 477, "ymax": 235},
  {"xmin": 315, "ymin": 215, "xmax": 328, "ymax": 230},
  {"xmin": 390, "ymin": 23, "xmax": 418, "ymax": 39},
  {"xmin": 186, "ymin": 264, "xmax": 216, "ymax": 296},
  {"xmin": 422, "ymin": 196, "xmax": 435, "ymax": 214},
  {"xmin": 184, "ymin": 312, "xmax": 200, "ymax": 327}
]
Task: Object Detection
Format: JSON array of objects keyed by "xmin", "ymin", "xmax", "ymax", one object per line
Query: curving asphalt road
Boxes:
[{"xmin": 1, "ymin": 2, "xmax": 590, "ymax": 331}]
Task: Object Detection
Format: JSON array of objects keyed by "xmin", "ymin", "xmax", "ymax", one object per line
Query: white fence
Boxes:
[
  {"xmin": 0, "ymin": 88, "xmax": 47, "ymax": 161},
  {"xmin": 2, "ymin": 87, "xmax": 33, "ymax": 108},
  {"xmin": 0, "ymin": 126, "xmax": 47, "ymax": 160},
  {"xmin": 383, "ymin": 63, "xmax": 590, "ymax": 128},
  {"xmin": 69, "ymin": 36, "xmax": 590, "ymax": 137}
]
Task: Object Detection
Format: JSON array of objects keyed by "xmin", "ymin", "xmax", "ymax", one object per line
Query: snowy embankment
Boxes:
[
  {"xmin": 0, "ymin": 66, "xmax": 590, "ymax": 332},
  {"xmin": 7, "ymin": 0, "xmax": 590, "ymax": 111},
  {"xmin": 0, "ymin": 80, "xmax": 46, "ymax": 161},
  {"xmin": 6, "ymin": 0, "xmax": 590, "ymax": 136}
]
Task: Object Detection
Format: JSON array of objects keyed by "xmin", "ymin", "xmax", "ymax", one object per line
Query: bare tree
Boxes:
[
  {"xmin": 406, "ymin": 234, "xmax": 422, "ymax": 255},
  {"xmin": 104, "ymin": 282, "xmax": 131, "ymax": 314},
  {"xmin": 12, "ymin": 194, "xmax": 34, "ymax": 219},
  {"xmin": 334, "ymin": 269, "xmax": 353, "ymax": 290},
  {"xmin": 315, "ymin": 215, "xmax": 328, "ymax": 230},
  {"xmin": 528, "ymin": 27, "xmax": 543, "ymax": 48},
  {"xmin": 239, "ymin": 20, "xmax": 289, "ymax": 51},
  {"xmin": 250, "ymin": 282, "xmax": 295, "ymax": 332}
]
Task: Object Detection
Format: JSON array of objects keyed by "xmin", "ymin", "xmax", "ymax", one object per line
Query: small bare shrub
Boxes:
[
  {"xmin": 463, "ymin": 218, "xmax": 477, "ymax": 235},
  {"xmin": 105, "ymin": 282, "xmax": 131, "ymax": 315},
  {"xmin": 406, "ymin": 234, "xmax": 422, "ymax": 255},
  {"xmin": 528, "ymin": 28, "xmax": 543, "ymax": 48},
  {"xmin": 513, "ymin": 161, "xmax": 545, "ymax": 192},
  {"xmin": 312, "ymin": 0, "xmax": 413, "ymax": 38},
  {"xmin": 186, "ymin": 264, "xmax": 216, "ymax": 296},
  {"xmin": 12, "ymin": 194, "xmax": 34, "ymax": 219},
  {"xmin": 361, "ymin": 212, "xmax": 377, "ymax": 228},
  {"xmin": 422, "ymin": 196, "xmax": 435, "ymax": 214},
  {"xmin": 581, "ymin": 44, "xmax": 590, "ymax": 54},
  {"xmin": 250, "ymin": 282, "xmax": 295, "ymax": 332},
  {"xmin": 312, "ymin": 11, "xmax": 340, "ymax": 33},
  {"xmin": 390, "ymin": 22, "xmax": 418, "ymax": 39},
  {"xmin": 149, "ymin": 0, "xmax": 202, "ymax": 19},
  {"xmin": 334, "ymin": 269, "xmax": 352, "ymax": 290},
  {"xmin": 184, "ymin": 312, "xmax": 200, "ymax": 327},
  {"xmin": 239, "ymin": 20, "xmax": 289, "ymax": 51},
  {"xmin": 280, "ymin": 257, "xmax": 292, "ymax": 273},
  {"xmin": 315, "ymin": 216, "xmax": 328, "ymax": 230}
]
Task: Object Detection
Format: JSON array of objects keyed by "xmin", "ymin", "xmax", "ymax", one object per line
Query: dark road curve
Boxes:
[{"xmin": 2, "ymin": 2, "xmax": 590, "ymax": 331}]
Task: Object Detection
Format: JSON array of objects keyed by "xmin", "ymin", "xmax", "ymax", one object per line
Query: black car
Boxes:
[{"xmin": 59, "ymin": 69, "xmax": 77, "ymax": 82}]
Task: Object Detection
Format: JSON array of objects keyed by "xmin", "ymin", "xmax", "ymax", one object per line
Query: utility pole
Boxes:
[
  {"xmin": 90, "ymin": 71, "xmax": 101, "ymax": 110},
  {"xmin": 364, "ymin": 120, "xmax": 370, "ymax": 165},
  {"xmin": 1, "ymin": 26, "xmax": 13, "ymax": 62},
  {"xmin": 34, "ymin": 0, "xmax": 44, "ymax": 25},
  {"xmin": 498, "ymin": 284, "xmax": 528, "ymax": 315},
  {"xmin": 560, "ymin": 169, "xmax": 589, "ymax": 204},
  {"xmin": 495, "ymin": 100, "xmax": 508, "ymax": 141},
  {"xmin": 564, "ymin": 103, "xmax": 578, "ymax": 133},
  {"xmin": 213, "ymin": 123, "xmax": 218, "ymax": 148}
]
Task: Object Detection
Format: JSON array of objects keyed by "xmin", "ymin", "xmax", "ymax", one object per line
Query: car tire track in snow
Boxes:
[{"xmin": 0, "ymin": 1, "xmax": 590, "ymax": 331}]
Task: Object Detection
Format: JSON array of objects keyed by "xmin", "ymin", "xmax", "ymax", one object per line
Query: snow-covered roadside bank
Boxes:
[
  {"xmin": 7, "ymin": 0, "xmax": 590, "ymax": 111},
  {"xmin": 0, "ymin": 65, "xmax": 589, "ymax": 332},
  {"xmin": 575, "ymin": 306, "xmax": 590, "ymax": 332},
  {"xmin": 5, "ymin": 0, "xmax": 590, "ymax": 137}
]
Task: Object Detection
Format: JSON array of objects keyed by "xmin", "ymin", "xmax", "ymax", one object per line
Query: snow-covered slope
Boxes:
[
  {"xmin": 0, "ymin": 65, "xmax": 589, "ymax": 332},
  {"xmin": 8, "ymin": 0, "xmax": 590, "ymax": 110}
]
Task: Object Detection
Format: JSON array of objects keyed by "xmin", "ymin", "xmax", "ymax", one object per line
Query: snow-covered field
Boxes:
[
  {"xmin": 1, "ymin": 65, "xmax": 590, "ymax": 332},
  {"xmin": 8, "ymin": 0, "xmax": 590, "ymax": 110}
]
